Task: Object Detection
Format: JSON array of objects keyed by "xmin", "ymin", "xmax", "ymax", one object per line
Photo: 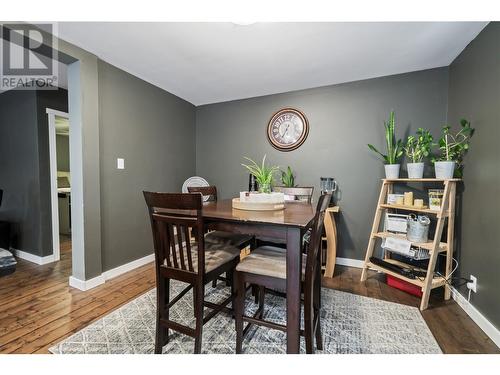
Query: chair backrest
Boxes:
[
  {"xmin": 143, "ymin": 191, "xmax": 205, "ymax": 280},
  {"xmin": 273, "ymin": 186, "xmax": 314, "ymax": 203},
  {"xmin": 304, "ymin": 193, "xmax": 331, "ymax": 286},
  {"xmin": 187, "ymin": 185, "xmax": 218, "ymax": 202}
]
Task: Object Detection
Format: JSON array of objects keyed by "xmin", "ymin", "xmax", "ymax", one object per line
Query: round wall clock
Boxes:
[{"xmin": 267, "ymin": 108, "xmax": 309, "ymax": 151}]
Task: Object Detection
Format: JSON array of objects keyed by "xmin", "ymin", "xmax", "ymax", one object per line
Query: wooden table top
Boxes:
[{"xmin": 202, "ymin": 199, "xmax": 315, "ymax": 228}]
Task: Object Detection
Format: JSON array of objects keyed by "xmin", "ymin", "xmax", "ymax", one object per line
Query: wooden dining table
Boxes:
[{"xmin": 202, "ymin": 199, "xmax": 315, "ymax": 354}]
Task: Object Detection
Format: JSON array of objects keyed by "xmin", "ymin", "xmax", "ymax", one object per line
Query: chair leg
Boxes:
[
  {"xmin": 304, "ymin": 302, "xmax": 314, "ymax": 354},
  {"xmin": 155, "ymin": 277, "xmax": 168, "ymax": 354},
  {"xmin": 314, "ymin": 262, "xmax": 323, "ymax": 351},
  {"xmin": 194, "ymin": 283, "xmax": 204, "ymax": 354},
  {"xmin": 235, "ymin": 272, "xmax": 245, "ymax": 354},
  {"xmin": 258, "ymin": 286, "xmax": 265, "ymax": 319},
  {"xmin": 252, "ymin": 285, "xmax": 259, "ymax": 304},
  {"xmin": 212, "ymin": 279, "xmax": 217, "ymax": 288}
]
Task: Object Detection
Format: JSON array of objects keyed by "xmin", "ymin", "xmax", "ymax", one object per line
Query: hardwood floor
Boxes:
[{"xmin": 0, "ymin": 243, "xmax": 498, "ymax": 354}]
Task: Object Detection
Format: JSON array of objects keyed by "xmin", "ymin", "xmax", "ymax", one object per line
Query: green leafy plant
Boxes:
[
  {"xmin": 404, "ymin": 128, "xmax": 433, "ymax": 163},
  {"xmin": 432, "ymin": 119, "xmax": 475, "ymax": 176},
  {"xmin": 367, "ymin": 110, "xmax": 404, "ymax": 164},
  {"xmin": 241, "ymin": 155, "xmax": 279, "ymax": 193},
  {"xmin": 281, "ymin": 166, "xmax": 296, "ymax": 188}
]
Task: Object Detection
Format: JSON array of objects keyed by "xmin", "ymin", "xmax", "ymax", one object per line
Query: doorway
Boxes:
[{"xmin": 47, "ymin": 109, "xmax": 71, "ymax": 262}]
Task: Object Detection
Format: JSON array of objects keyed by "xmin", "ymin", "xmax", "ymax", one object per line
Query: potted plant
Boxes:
[
  {"xmin": 281, "ymin": 166, "xmax": 296, "ymax": 201},
  {"xmin": 433, "ymin": 119, "xmax": 475, "ymax": 179},
  {"xmin": 241, "ymin": 155, "xmax": 279, "ymax": 194},
  {"xmin": 404, "ymin": 128, "xmax": 433, "ymax": 179},
  {"xmin": 368, "ymin": 110, "xmax": 404, "ymax": 179}
]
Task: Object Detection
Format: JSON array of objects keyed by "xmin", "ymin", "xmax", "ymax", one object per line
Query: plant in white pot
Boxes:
[
  {"xmin": 241, "ymin": 155, "xmax": 279, "ymax": 193},
  {"xmin": 404, "ymin": 128, "xmax": 433, "ymax": 179},
  {"xmin": 368, "ymin": 110, "xmax": 404, "ymax": 179},
  {"xmin": 432, "ymin": 119, "xmax": 475, "ymax": 179},
  {"xmin": 281, "ymin": 166, "xmax": 297, "ymax": 201}
]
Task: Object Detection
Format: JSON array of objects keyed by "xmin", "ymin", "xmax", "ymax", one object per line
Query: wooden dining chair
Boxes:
[
  {"xmin": 256, "ymin": 186, "xmax": 314, "ymax": 249},
  {"xmin": 273, "ymin": 186, "xmax": 314, "ymax": 203},
  {"xmin": 234, "ymin": 193, "xmax": 331, "ymax": 354},
  {"xmin": 188, "ymin": 185, "xmax": 254, "ymax": 288},
  {"xmin": 144, "ymin": 191, "xmax": 241, "ymax": 354},
  {"xmin": 187, "ymin": 185, "xmax": 254, "ymax": 250}
]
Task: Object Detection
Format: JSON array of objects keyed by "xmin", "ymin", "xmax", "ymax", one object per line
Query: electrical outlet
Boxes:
[{"xmin": 467, "ymin": 275, "xmax": 477, "ymax": 293}]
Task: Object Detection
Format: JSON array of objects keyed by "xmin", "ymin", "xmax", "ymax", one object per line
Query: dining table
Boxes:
[{"xmin": 202, "ymin": 198, "xmax": 316, "ymax": 354}]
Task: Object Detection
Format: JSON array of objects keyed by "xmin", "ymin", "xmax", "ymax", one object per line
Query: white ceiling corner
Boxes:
[{"xmin": 57, "ymin": 22, "xmax": 488, "ymax": 106}]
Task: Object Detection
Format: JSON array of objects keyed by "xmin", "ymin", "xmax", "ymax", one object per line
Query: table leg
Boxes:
[{"xmin": 286, "ymin": 226, "xmax": 301, "ymax": 354}]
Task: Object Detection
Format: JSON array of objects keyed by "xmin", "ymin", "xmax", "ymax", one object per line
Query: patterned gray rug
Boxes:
[{"xmin": 49, "ymin": 281, "xmax": 441, "ymax": 354}]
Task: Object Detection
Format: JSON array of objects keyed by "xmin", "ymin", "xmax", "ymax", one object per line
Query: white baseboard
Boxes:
[
  {"xmin": 336, "ymin": 256, "xmax": 364, "ymax": 268},
  {"xmin": 15, "ymin": 249, "xmax": 55, "ymax": 265},
  {"xmin": 102, "ymin": 253, "xmax": 155, "ymax": 281},
  {"xmin": 450, "ymin": 286, "xmax": 500, "ymax": 349},
  {"xmin": 69, "ymin": 275, "xmax": 105, "ymax": 291},
  {"xmin": 69, "ymin": 253, "xmax": 154, "ymax": 291}
]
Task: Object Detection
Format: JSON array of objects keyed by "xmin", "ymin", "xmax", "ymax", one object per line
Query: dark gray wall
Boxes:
[
  {"xmin": 196, "ymin": 68, "xmax": 449, "ymax": 260},
  {"xmin": 0, "ymin": 90, "xmax": 42, "ymax": 255},
  {"xmin": 447, "ymin": 22, "xmax": 500, "ymax": 329},
  {"xmin": 56, "ymin": 135, "xmax": 70, "ymax": 172},
  {"xmin": 98, "ymin": 61, "xmax": 196, "ymax": 272}
]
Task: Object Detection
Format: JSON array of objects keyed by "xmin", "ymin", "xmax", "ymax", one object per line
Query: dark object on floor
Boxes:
[
  {"xmin": 387, "ymin": 274, "xmax": 423, "ymax": 297},
  {"xmin": 0, "ymin": 248, "xmax": 16, "ymax": 277}
]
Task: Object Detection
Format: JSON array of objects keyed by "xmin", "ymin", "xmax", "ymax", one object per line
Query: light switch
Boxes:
[{"xmin": 117, "ymin": 158, "xmax": 125, "ymax": 170}]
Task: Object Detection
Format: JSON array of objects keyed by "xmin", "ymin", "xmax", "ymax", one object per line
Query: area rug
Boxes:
[{"xmin": 49, "ymin": 281, "xmax": 441, "ymax": 354}]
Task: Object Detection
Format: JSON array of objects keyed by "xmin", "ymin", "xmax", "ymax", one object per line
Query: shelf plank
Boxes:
[
  {"xmin": 373, "ymin": 231, "xmax": 447, "ymax": 252},
  {"xmin": 366, "ymin": 262, "xmax": 424, "ymax": 287},
  {"xmin": 379, "ymin": 203, "xmax": 442, "ymax": 215},
  {"xmin": 383, "ymin": 178, "xmax": 461, "ymax": 182},
  {"xmin": 367, "ymin": 260, "xmax": 447, "ymax": 289}
]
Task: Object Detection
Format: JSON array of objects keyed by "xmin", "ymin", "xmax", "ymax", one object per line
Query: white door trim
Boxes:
[{"xmin": 46, "ymin": 108, "xmax": 69, "ymax": 262}]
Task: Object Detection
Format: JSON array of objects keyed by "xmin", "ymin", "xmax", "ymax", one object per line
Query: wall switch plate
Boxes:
[
  {"xmin": 467, "ymin": 275, "xmax": 477, "ymax": 293},
  {"xmin": 117, "ymin": 158, "xmax": 125, "ymax": 170}
]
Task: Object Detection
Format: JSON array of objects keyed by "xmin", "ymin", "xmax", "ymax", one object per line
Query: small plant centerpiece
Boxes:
[
  {"xmin": 367, "ymin": 110, "xmax": 404, "ymax": 179},
  {"xmin": 280, "ymin": 166, "xmax": 297, "ymax": 201},
  {"xmin": 433, "ymin": 119, "xmax": 475, "ymax": 179},
  {"xmin": 281, "ymin": 166, "xmax": 296, "ymax": 187},
  {"xmin": 241, "ymin": 155, "xmax": 279, "ymax": 194},
  {"xmin": 404, "ymin": 128, "xmax": 433, "ymax": 179}
]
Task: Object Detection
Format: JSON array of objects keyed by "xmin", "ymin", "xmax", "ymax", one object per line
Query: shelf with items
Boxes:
[
  {"xmin": 373, "ymin": 231, "xmax": 447, "ymax": 253},
  {"xmin": 361, "ymin": 178, "xmax": 458, "ymax": 310},
  {"xmin": 379, "ymin": 203, "xmax": 443, "ymax": 216},
  {"xmin": 365, "ymin": 259, "xmax": 447, "ymax": 289},
  {"xmin": 383, "ymin": 178, "xmax": 461, "ymax": 183}
]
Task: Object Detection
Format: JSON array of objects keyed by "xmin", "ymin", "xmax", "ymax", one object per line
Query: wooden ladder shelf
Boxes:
[{"xmin": 360, "ymin": 178, "xmax": 460, "ymax": 310}]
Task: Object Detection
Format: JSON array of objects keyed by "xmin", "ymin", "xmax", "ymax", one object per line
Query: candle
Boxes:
[
  {"xmin": 404, "ymin": 192, "xmax": 413, "ymax": 206},
  {"xmin": 414, "ymin": 199, "xmax": 424, "ymax": 208},
  {"xmin": 396, "ymin": 196, "xmax": 404, "ymax": 205}
]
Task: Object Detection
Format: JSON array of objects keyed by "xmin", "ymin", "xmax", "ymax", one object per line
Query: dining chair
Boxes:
[
  {"xmin": 188, "ymin": 185, "xmax": 254, "ymax": 287},
  {"xmin": 144, "ymin": 191, "xmax": 241, "ymax": 354},
  {"xmin": 273, "ymin": 186, "xmax": 314, "ymax": 203},
  {"xmin": 233, "ymin": 193, "xmax": 331, "ymax": 354},
  {"xmin": 256, "ymin": 186, "xmax": 314, "ymax": 249},
  {"xmin": 187, "ymin": 185, "xmax": 254, "ymax": 249}
]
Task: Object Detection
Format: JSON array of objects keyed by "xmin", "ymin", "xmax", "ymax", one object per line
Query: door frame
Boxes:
[{"xmin": 46, "ymin": 108, "xmax": 69, "ymax": 262}]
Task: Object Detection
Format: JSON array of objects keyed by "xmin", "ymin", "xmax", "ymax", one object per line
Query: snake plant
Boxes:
[{"xmin": 368, "ymin": 110, "xmax": 403, "ymax": 165}]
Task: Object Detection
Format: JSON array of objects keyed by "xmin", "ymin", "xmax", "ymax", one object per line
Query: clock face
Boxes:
[{"xmin": 267, "ymin": 108, "xmax": 309, "ymax": 151}]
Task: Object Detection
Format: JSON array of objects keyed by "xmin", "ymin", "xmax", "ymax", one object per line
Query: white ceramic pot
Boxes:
[
  {"xmin": 384, "ymin": 164, "xmax": 400, "ymax": 179},
  {"xmin": 407, "ymin": 162, "xmax": 425, "ymax": 179},
  {"xmin": 434, "ymin": 161, "xmax": 456, "ymax": 179}
]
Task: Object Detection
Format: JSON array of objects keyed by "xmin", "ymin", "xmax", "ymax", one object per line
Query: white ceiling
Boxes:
[{"xmin": 58, "ymin": 22, "xmax": 487, "ymax": 106}]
